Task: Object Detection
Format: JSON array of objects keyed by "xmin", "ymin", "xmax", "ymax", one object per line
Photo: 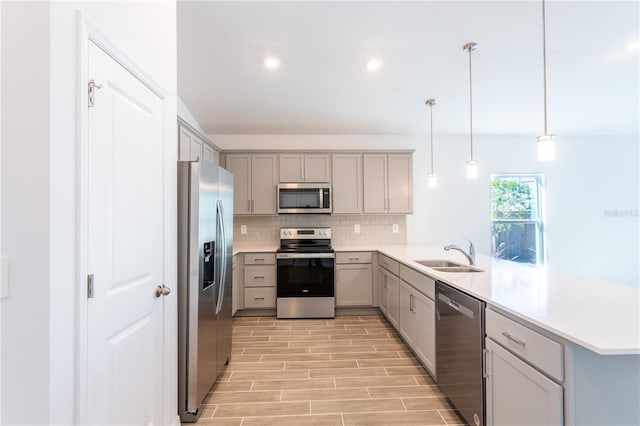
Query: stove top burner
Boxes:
[
  {"xmin": 278, "ymin": 227, "xmax": 333, "ymax": 254},
  {"xmin": 276, "ymin": 246, "xmax": 334, "ymax": 254}
]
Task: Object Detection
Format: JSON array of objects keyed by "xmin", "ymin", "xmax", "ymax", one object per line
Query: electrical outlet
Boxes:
[
  {"xmin": 354, "ymin": 224, "xmax": 360, "ymax": 234},
  {"xmin": 392, "ymin": 224, "xmax": 399, "ymax": 233},
  {"xmin": 240, "ymin": 225, "xmax": 247, "ymax": 235}
]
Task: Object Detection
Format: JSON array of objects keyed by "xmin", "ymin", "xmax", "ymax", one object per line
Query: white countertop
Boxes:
[
  {"xmin": 234, "ymin": 243, "xmax": 640, "ymax": 355},
  {"xmin": 374, "ymin": 245, "xmax": 640, "ymax": 356}
]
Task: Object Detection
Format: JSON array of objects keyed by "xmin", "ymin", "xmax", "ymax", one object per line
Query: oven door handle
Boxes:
[{"xmin": 276, "ymin": 253, "xmax": 335, "ymax": 259}]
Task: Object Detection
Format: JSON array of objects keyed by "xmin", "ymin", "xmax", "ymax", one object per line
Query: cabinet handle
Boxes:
[
  {"xmin": 247, "ymin": 200, "xmax": 251, "ymax": 211},
  {"xmin": 253, "ymin": 275, "xmax": 265, "ymax": 279},
  {"xmin": 409, "ymin": 294, "xmax": 413, "ymax": 312},
  {"xmin": 254, "ymin": 297, "xmax": 265, "ymax": 300},
  {"xmin": 254, "ymin": 258, "xmax": 265, "ymax": 262},
  {"xmin": 251, "ymin": 200, "xmax": 255, "ymax": 212},
  {"xmin": 300, "ymin": 166, "xmax": 304, "ymax": 180},
  {"xmin": 502, "ymin": 331, "xmax": 526, "ymax": 348},
  {"xmin": 348, "ymin": 257, "xmax": 360, "ymax": 261}
]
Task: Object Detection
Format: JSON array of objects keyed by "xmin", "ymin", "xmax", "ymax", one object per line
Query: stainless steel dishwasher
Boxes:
[{"xmin": 436, "ymin": 281, "xmax": 485, "ymax": 426}]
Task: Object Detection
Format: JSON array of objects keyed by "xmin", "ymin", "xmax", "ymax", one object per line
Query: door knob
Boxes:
[{"xmin": 155, "ymin": 284, "xmax": 171, "ymax": 298}]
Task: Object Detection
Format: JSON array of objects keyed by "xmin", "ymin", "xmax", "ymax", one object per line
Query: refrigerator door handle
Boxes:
[{"xmin": 215, "ymin": 200, "xmax": 226, "ymax": 315}]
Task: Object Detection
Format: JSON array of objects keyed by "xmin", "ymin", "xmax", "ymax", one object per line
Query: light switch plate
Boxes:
[
  {"xmin": 392, "ymin": 224, "xmax": 399, "ymax": 233},
  {"xmin": 354, "ymin": 224, "xmax": 360, "ymax": 234},
  {"xmin": 240, "ymin": 225, "xmax": 247, "ymax": 235}
]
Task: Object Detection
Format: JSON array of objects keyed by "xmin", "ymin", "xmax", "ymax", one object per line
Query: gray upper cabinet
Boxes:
[
  {"xmin": 331, "ymin": 153, "xmax": 362, "ymax": 214},
  {"xmin": 363, "ymin": 153, "xmax": 412, "ymax": 214},
  {"xmin": 279, "ymin": 153, "xmax": 330, "ymax": 183},
  {"xmin": 178, "ymin": 122, "xmax": 219, "ymax": 165},
  {"xmin": 226, "ymin": 154, "xmax": 278, "ymax": 215}
]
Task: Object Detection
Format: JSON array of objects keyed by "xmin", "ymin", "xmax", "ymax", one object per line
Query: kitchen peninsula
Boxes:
[{"xmin": 233, "ymin": 243, "xmax": 640, "ymax": 426}]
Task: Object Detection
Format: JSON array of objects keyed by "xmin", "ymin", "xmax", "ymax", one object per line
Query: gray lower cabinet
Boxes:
[
  {"xmin": 399, "ymin": 281, "xmax": 435, "ymax": 375},
  {"xmin": 335, "ymin": 252, "xmax": 373, "ymax": 307},
  {"xmin": 241, "ymin": 253, "xmax": 276, "ymax": 309},
  {"xmin": 378, "ymin": 265, "xmax": 400, "ymax": 329},
  {"xmin": 485, "ymin": 338, "xmax": 563, "ymax": 425}
]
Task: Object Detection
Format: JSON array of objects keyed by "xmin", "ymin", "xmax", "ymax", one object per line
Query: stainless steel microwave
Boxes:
[{"xmin": 277, "ymin": 183, "xmax": 331, "ymax": 214}]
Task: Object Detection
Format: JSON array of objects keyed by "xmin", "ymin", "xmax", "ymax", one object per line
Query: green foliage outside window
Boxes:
[{"xmin": 491, "ymin": 176, "xmax": 541, "ymax": 264}]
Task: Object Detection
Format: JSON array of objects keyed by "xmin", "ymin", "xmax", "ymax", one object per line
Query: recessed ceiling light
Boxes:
[
  {"xmin": 626, "ymin": 40, "xmax": 640, "ymax": 50},
  {"xmin": 365, "ymin": 58, "xmax": 382, "ymax": 72},
  {"xmin": 263, "ymin": 56, "xmax": 280, "ymax": 70}
]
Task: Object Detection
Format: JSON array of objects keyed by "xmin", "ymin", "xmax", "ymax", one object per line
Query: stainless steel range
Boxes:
[{"xmin": 276, "ymin": 227, "xmax": 335, "ymax": 318}]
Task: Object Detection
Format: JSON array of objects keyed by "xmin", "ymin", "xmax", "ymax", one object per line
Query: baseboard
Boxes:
[{"xmin": 233, "ymin": 307, "xmax": 382, "ymax": 318}]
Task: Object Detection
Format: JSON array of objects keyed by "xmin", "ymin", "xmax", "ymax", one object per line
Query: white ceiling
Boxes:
[{"xmin": 177, "ymin": 1, "xmax": 639, "ymax": 136}]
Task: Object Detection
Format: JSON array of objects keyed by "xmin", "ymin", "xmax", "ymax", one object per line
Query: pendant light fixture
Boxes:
[
  {"xmin": 537, "ymin": 0, "xmax": 555, "ymax": 161},
  {"xmin": 425, "ymin": 99, "xmax": 437, "ymax": 188},
  {"xmin": 463, "ymin": 42, "xmax": 478, "ymax": 179}
]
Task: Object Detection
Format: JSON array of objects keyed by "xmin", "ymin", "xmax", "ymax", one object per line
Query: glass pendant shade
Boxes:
[
  {"xmin": 537, "ymin": 134, "xmax": 556, "ymax": 161},
  {"xmin": 427, "ymin": 173, "xmax": 437, "ymax": 188},
  {"xmin": 466, "ymin": 160, "xmax": 478, "ymax": 179}
]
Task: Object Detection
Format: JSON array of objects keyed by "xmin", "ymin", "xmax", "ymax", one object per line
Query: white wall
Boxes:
[
  {"xmin": 212, "ymin": 133, "xmax": 639, "ymax": 286},
  {"xmin": 178, "ymin": 96, "xmax": 206, "ymax": 134},
  {"xmin": 2, "ymin": 1, "xmax": 177, "ymax": 424},
  {"xmin": 1, "ymin": 3, "xmax": 51, "ymax": 424}
]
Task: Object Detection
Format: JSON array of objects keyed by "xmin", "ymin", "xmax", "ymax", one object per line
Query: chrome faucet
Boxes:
[{"xmin": 444, "ymin": 238, "xmax": 476, "ymax": 266}]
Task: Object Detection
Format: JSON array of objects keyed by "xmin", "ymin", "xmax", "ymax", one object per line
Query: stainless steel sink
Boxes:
[
  {"xmin": 414, "ymin": 259, "xmax": 484, "ymax": 273},
  {"xmin": 415, "ymin": 259, "xmax": 466, "ymax": 268},
  {"xmin": 431, "ymin": 266, "xmax": 484, "ymax": 273}
]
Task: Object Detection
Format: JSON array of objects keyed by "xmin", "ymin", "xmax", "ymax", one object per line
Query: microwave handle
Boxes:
[{"xmin": 319, "ymin": 188, "xmax": 324, "ymax": 209}]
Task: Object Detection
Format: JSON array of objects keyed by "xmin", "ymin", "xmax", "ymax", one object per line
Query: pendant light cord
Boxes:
[
  {"xmin": 468, "ymin": 46, "xmax": 474, "ymax": 160},
  {"xmin": 542, "ymin": 0, "xmax": 548, "ymax": 135},
  {"xmin": 430, "ymin": 104, "xmax": 434, "ymax": 174}
]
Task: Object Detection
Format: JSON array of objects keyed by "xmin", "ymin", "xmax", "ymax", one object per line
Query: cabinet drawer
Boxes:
[
  {"xmin": 244, "ymin": 253, "xmax": 276, "ymax": 265},
  {"xmin": 486, "ymin": 308, "xmax": 564, "ymax": 381},
  {"xmin": 399, "ymin": 265, "xmax": 435, "ymax": 300},
  {"xmin": 379, "ymin": 254, "xmax": 399, "ymax": 275},
  {"xmin": 336, "ymin": 252, "xmax": 373, "ymax": 264},
  {"xmin": 244, "ymin": 287, "xmax": 276, "ymax": 308},
  {"xmin": 244, "ymin": 265, "xmax": 276, "ymax": 287}
]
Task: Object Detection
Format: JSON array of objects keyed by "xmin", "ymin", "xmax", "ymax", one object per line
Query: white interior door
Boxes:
[{"xmin": 86, "ymin": 41, "xmax": 165, "ymax": 425}]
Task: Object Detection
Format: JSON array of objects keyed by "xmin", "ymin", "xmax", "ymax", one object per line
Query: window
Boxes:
[{"xmin": 491, "ymin": 175, "xmax": 545, "ymax": 265}]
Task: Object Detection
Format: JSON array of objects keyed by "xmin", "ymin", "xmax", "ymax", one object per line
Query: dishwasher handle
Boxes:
[{"xmin": 437, "ymin": 292, "xmax": 475, "ymax": 319}]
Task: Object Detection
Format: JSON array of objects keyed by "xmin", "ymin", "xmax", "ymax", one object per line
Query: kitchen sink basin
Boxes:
[
  {"xmin": 415, "ymin": 259, "xmax": 466, "ymax": 268},
  {"xmin": 431, "ymin": 266, "xmax": 484, "ymax": 273},
  {"xmin": 414, "ymin": 259, "xmax": 484, "ymax": 273}
]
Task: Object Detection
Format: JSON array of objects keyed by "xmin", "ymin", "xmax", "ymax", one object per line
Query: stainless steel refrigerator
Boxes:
[{"xmin": 178, "ymin": 160, "xmax": 233, "ymax": 422}]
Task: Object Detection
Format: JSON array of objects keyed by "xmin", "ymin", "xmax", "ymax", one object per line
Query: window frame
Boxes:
[{"xmin": 490, "ymin": 174, "xmax": 546, "ymax": 266}]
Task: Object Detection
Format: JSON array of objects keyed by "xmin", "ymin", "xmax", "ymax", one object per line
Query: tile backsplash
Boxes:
[{"xmin": 233, "ymin": 215, "xmax": 407, "ymax": 246}]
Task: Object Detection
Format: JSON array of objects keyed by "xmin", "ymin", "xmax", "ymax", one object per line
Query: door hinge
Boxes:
[
  {"xmin": 88, "ymin": 79, "xmax": 103, "ymax": 108},
  {"xmin": 87, "ymin": 274, "xmax": 95, "ymax": 298}
]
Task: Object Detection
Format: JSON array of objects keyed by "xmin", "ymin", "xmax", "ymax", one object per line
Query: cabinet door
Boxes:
[
  {"xmin": 399, "ymin": 282, "xmax": 417, "ymax": 346},
  {"xmin": 486, "ymin": 338, "xmax": 563, "ymax": 426},
  {"xmin": 386, "ymin": 272, "xmax": 400, "ymax": 329},
  {"xmin": 379, "ymin": 269, "xmax": 389, "ymax": 315},
  {"xmin": 332, "ymin": 154, "xmax": 362, "ymax": 214},
  {"xmin": 178, "ymin": 127, "xmax": 192, "ymax": 161},
  {"xmin": 363, "ymin": 154, "xmax": 388, "ymax": 213},
  {"xmin": 414, "ymin": 290, "xmax": 435, "ymax": 375},
  {"xmin": 251, "ymin": 154, "xmax": 278, "ymax": 214},
  {"xmin": 190, "ymin": 136, "xmax": 203, "ymax": 161},
  {"xmin": 387, "ymin": 153, "xmax": 412, "ymax": 213},
  {"xmin": 203, "ymin": 143, "xmax": 218, "ymax": 165},
  {"xmin": 336, "ymin": 264, "xmax": 372, "ymax": 307},
  {"xmin": 304, "ymin": 154, "xmax": 331, "ymax": 182},
  {"xmin": 279, "ymin": 154, "xmax": 304, "ymax": 182},
  {"xmin": 226, "ymin": 154, "xmax": 251, "ymax": 214}
]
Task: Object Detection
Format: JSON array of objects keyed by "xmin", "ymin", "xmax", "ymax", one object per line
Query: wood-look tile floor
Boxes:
[{"xmin": 195, "ymin": 315, "xmax": 467, "ymax": 426}]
